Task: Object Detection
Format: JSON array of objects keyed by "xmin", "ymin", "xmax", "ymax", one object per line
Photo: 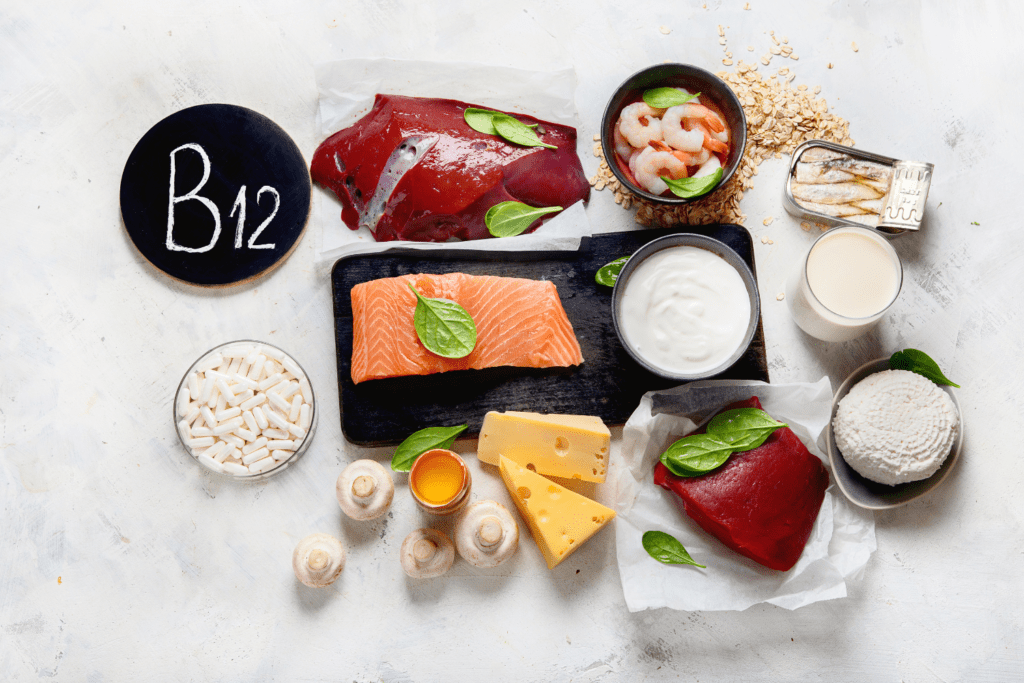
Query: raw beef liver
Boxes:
[
  {"xmin": 653, "ymin": 397, "xmax": 829, "ymax": 571},
  {"xmin": 311, "ymin": 94, "xmax": 590, "ymax": 242}
]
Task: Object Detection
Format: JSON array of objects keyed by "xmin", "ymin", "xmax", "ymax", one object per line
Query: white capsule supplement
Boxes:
[
  {"xmin": 249, "ymin": 456, "xmax": 277, "ymax": 474},
  {"xmin": 268, "ymin": 391, "xmax": 291, "ymax": 413},
  {"xmin": 235, "ymin": 427, "xmax": 257, "ymax": 442},
  {"xmin": 177, "ymin": 387, "xmax": 191, "ymax": 417},
  {"xmin": 215, "ymin": 406, "xmax": 241, "ymax": 422},
  {"xmin": 176, "ymin": 342, "xmax": 316, "ymax": 477},
  {"xmin": 241, "ymin": 393, "xmax": 266, "ymax": 411},
  {"xmin": 242, "ymin": 447, "xmax": 270, "ymax": 465},
  {"xmin": 223, "ymin": 462, "xmax": 250, "ymax": 475},
  {"xmin": 188, "ymin": 373, "xmax": 201, "ymax": 401}
]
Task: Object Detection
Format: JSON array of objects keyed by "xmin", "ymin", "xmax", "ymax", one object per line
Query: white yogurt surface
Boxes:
[{"xmin": 619, "ymin": 246, "xmax": 751, "ymax": 375}]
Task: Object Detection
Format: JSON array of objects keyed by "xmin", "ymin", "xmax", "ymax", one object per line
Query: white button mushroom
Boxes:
[
  {"xmin": 336, "ymin": 459, "xmax": 394, "ymax": 521},
  {"xmin": 292, "ymin": 533, "xmax": 345, "ymax": 588},
  {"xmin": 454, "ymin": 500, "xmax": 519, "ymax": 568},
  {"xmin": 400, "ymin": 528, "xmax": 455, "ymax": 579}
]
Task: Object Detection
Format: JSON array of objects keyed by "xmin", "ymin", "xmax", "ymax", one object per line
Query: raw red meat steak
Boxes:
[
  {"xmin": 653, "ymin": 397, "xmax": 829, "ymax": 571},
  {"xmin": 310, "ymin": 94, "xmax": 590, "ymax": 242}
]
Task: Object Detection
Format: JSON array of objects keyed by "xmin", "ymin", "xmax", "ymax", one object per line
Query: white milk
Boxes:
[
  {"xmin": 787, "ymin": 227, "xmax": 902, "ymax": 342},
  {"xmin": 619, "ymin": 246, "xmax": 751, "ymax": 376}
]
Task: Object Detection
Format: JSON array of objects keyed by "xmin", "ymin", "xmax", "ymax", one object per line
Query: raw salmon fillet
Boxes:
[{"xmin": 350, "ymin": 273, "xmax": 583, "ymax": 384}]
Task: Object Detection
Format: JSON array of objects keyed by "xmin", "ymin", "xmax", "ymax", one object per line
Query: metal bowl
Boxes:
[
  {"xmin": 826, "ymin": 358, "xmax": 963, "ymax": 510},
  {"xmin": 601, "ymin": 63, "xmax": 747, "ymax": 204},
  {"xmin": 611, "ymin": 233, "xmax": 759, "ymax": 381},
  {"xmin": 173, "ymin": 340, "xmax": 318, "ymax": 480}
]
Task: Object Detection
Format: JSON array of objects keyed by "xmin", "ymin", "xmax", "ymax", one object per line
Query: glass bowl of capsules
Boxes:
[{"xmin": 173, "ymin": 340, "xmax": 317, "ymax": 479}]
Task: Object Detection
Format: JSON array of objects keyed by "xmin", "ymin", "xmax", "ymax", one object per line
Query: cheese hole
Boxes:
[
  {"xmin": 526, "ymin": 463, "xmax": 537, "ymax": 472},
  {"xmin": 554, "ymin": 436, "xmax": 570, "ymax": 457},
  {"xmin": 598, "ymin": 447, "xmax": 608, "ymax": 455},
  {"xmin": 539, "ymin": 513, "xmax": 549, "ymax": 524},
  {"xmin": 592, "ymin": 516, "xmax": 602, "ymax": 524},
  {"xmin": 517, "ymin": 486, "xmax": 531, "ymax": 500}
]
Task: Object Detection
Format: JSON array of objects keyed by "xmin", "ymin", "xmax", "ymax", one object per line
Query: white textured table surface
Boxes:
[{"xmin": 3, "ymin": 1, "xmax": 1021, "ymax": 681}]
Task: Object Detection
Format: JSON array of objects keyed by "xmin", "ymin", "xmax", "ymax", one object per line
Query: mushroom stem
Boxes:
[
  {"xmin": 476, "ymin": 516, "xmax": 504, "ymax": 548},
  {"xmin": 401, "ymin": 529, "xmax": 455, "ymax": 578},
  {"xmin": 413, "ymin": 539, "xmax": 437, "ymax": 564},
  {"xmin": 352, "ymin": 475, "xmax": 376, "ymax": 499},
  {"xmin": 307, "ymin": 549, "xmax": 330, "ymax": 571}
]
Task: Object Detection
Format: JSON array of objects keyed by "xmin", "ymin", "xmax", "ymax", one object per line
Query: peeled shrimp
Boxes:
[
  {"xmin": 613, "ymin": 124, "xmax": 635, "ymax": 161},
  {"xmin": 683, "ymin": 118, "xmax": 729, "ymax": 155},
  {"xmin": 661, "ymin": 106, "xmax": 706, "ymax": 153},
  {"xmin": 618, "ymin": 102, "xmax": 663, "ymax": 148},
  {"xmin": 676, "ymin": 103, "xmax": 726, "ymax": 133},
  {"xmin": 693, "ymin": 155, "xmax": 722, "ymax": 178},
  {"xmin": 632, "ymin": 145, "xmax": 688, "ymax": 195}
]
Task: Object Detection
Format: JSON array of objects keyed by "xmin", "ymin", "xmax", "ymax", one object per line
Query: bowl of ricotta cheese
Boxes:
[
  {"xmin": 612, "ymin": 233, "xmax": 759, "ymax": 381},
  {"xmin": 827, "ymin": 358, "xmax": 963, "ymax": 509}
]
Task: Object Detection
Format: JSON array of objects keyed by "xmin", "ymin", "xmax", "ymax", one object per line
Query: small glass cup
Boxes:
[
  {"xmin": 173, "ymin": 340, "xmax": 318, "ymax": 480},
  {"xmin": 786, "ymin": 227, "xmax": 903, "ymax": 342}
]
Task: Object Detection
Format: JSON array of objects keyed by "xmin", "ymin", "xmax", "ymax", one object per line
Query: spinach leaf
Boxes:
[
  {"xmin": 662, "ymin": 168, "xmax": 724, "ymax": 199},
  {"xmin": 492, "ymin": 114, "xmax": 558, "ymax": 149},
  {"xmin": 485, "ymin": 201, "xmax": 563, "ymax": 238},
  {"xmin": 706, "ymin": 408, "xmax": 788, "ymax": 451},
  {"xmin": 464, "ymin": 107, "xmax": 501, "ymax": 135},
  {"xmin": 642, "ymin": 530, "xmax": 706, "ymax": 568},
  {"xmin": 642, "ymin": 88, "xmax": 701, "ymax": 109},
  {"xmin": 660, "ymin": 433, "xmax": 735, "ymax": 477},
  {"xmin": 391, "ymin": 424, "xmax": 468, "ymax": 472},
  {"xmin": 409, "ymin": 284, "xmax": 477, "ymax": 359},
  {"xmin": 889, "ymin": 349, "xmax": 960, "ymax": 388},
  {"xmin": 595, "ymin": 256, "xmax": 629, "ymax": 287}
]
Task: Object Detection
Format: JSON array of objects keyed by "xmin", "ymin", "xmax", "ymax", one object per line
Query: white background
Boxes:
[{"xmin": 2, "ymin": 1, "xmax": 1021, "ymax": 681}]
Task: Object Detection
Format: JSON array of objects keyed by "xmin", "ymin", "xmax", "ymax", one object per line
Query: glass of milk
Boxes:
[{"xmin": 786, "ymin": 227, "xmax": 903, "ymax": 342}]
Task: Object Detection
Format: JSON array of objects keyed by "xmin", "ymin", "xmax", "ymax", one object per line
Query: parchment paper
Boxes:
[
  {"xmin": 313, "ymin": 59, "xmax": 593, "ymax": 263},
  {"xmin": 607, "ymin": 379, "xmax": 876, "ymax": 612}
]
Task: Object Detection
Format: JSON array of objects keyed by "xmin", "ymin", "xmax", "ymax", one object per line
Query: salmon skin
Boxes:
[{"xmin": 350, "ymin": 273, "xmax": 583, "ymax": 384}]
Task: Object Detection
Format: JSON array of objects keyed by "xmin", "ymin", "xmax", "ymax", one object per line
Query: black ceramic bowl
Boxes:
[{"xmin": 601, "ymin": 63, "xmax": 747, "ymax": 204}]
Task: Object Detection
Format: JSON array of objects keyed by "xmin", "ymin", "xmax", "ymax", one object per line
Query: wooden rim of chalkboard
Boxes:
[{"xmin": 119, "ymin": 104, "xmax": 311, "ymax": 288}]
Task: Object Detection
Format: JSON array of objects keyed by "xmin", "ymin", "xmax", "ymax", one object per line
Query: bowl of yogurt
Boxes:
[{"xmin": 612, "ymin": 233, "xmax": 759, "ymax": 381}]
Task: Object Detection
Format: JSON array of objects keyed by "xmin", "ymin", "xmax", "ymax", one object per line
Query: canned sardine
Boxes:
[{"xmin": 784, "ymin": 140, "xmax": 933, "ymax": 235}]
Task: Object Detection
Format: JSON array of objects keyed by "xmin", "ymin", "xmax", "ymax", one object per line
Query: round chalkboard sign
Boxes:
[{"xmin": 120, "ymin": 104, "xmax": 311, "ymax": 287}]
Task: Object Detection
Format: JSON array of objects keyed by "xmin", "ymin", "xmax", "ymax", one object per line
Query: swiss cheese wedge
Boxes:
[
  {"xmin": 478, "ymin": 411, "xmax": 610, "ymax": 483},
  {"xmin": 499, "ymin": 455, "xmax": 615, "ymax": 569}
]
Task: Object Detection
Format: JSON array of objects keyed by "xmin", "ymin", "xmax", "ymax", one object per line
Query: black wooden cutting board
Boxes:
[{"xmin": 331, "ymin": 224, "xmax": 768, "ymax": 446}]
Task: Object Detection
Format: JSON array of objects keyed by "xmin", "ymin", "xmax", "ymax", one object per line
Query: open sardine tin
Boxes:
[{"xmin": 784, "ymin": 140, "xmax": 933, "ymax": 234}]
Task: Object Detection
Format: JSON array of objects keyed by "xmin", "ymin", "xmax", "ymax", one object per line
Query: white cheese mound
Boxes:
[{"xmin": 833, "ymin": 369, "xmax": 959, "ymax": 486}]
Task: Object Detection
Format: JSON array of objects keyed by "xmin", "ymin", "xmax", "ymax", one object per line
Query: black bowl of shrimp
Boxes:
[{"xmin": 601, "ymin": 63, "xmax": 746, "ymax": 204}]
